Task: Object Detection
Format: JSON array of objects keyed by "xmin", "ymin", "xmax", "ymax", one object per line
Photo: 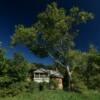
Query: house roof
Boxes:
[
  {"xmin": 34, "ymin": 68, "xmax": 63, "ymax": 78},
  {"xmin": 50, "ymin": 70, "xmax": 63, "ymax": 78},
  {"xmin": 34, "ymin": 68, "xmax": 48, "ymax": 73}
]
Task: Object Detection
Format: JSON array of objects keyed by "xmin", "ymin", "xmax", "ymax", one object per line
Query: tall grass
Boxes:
[{"xmin": 0, "ymin": 90, "xmax": 100, "ymax": 100}]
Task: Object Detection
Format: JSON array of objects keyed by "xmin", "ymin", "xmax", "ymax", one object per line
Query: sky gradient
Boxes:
[{"xmin": 0, "ymin": 0, "xmax": 100, "ymax": 64}]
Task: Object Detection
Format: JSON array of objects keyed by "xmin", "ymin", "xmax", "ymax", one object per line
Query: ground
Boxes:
[{"xmin": 0, "ymin": 90, "xmax": 100, "ymax": 100}]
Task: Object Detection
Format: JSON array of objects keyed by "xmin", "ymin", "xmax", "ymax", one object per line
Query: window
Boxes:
[
  {"xmin": 40, "ymin": 73, "xmax": 48, "ymax": 78},
  {"xmin": 40, "ymin": 73, "xmax": 45, "ymax": 78},
  {"xmin": 35, "ymin": 73, "xmax": 39, "ymax": 78}
]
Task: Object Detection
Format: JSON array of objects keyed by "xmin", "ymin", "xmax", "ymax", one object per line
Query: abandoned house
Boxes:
[{"xmin": 33, "ymin": 68, "xmax": 63, "ymax": 89}]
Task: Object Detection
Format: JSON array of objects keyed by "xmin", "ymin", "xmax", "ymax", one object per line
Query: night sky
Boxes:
[{"xmin": 0, "ymin": 0, "xmax": 100, "ymax": 64}]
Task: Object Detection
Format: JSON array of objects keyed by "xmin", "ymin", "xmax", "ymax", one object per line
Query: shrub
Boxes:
[
  {"xmin": 27, "ymin": 81, "xmax": 39, "ymax": 92},
  {"xmin": 49, "ymin": 79, "xmax": 59, "ymax": 90},
  {"xmin": 71, "ymin": 73, "xmax": 87, "ymax": 93},
  {"xmin": 38, "ymin": 82, "xmax": 49, "ymax": 91},
  {"xmin": 0, "ymin": 81, "xmax": 29, "ymax": 97}
]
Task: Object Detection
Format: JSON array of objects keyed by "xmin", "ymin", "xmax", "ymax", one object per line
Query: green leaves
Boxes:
[
  {"xmin": 11, "ymin": 25, "xmax": 37, "ymax": 47},
  {"xmin": 70, "ymin": 6, "xmax": 94, "ymax": 24},
  {"xmin": 79, "ymin": 11, "xmax": 94, "ymax": 23},
  {"xmin": 11, "ymin": 2, "xmax": 94, "ymax": 58},
  {"xmin": 70, "ymin": 7, "xmax": 80, "ymax": 17},
  {"xmin": 11, "ymin": 53, "xmax": 30, "ymax": 81}
]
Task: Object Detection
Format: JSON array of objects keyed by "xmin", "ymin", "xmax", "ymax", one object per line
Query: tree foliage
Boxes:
[
  {"xmin": 11, "ymin": 2, "xmax": 94, "ymax": 57},
  {"xmin": 9, "ymin": 53, "xmax": 30, "ymax": 81},
  {"xmin": 11, "ymin": 2, "xmax": 94, "ymax": 91}
]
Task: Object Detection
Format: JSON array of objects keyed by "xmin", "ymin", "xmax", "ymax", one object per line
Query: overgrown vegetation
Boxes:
[
  {"xmin": 0, "ymin": 2, "xmax": 100, "ymax": 98},
  {"xmin": 0, "ymin": 90, "xmax": 100, "ymax": 100}
]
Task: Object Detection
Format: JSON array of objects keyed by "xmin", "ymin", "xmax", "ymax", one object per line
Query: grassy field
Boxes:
[{"xmin": 0, "ymin": 90, "xmax": 100, "ymax": 100}]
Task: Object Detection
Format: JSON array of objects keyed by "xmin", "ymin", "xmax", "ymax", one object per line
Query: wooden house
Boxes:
[{"xmin": 33, "ymin": 68, "xmax": 63, "ymax": 89}]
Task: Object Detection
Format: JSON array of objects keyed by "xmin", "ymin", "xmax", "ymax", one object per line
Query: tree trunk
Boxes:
[{"xmin": 66, "ymin": 66, "xmax": 72, "ymax": 91}]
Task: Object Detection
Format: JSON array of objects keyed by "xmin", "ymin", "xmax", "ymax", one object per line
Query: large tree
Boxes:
[{"xmin": 11, "ymin": 2, "xmax": 94, "ymax": 90}]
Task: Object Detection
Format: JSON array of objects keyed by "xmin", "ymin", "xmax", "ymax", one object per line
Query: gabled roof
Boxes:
[
  {"xmin": 50, "ymin": 70, "xmax": 63, "ymax": 78},
  {"xmin": 34, "ymin": 68, "xmax": 48, "ymax": 73},
  {"xmin": 34, "ymin": 68, "xmax": 63, "ymax": 78}
]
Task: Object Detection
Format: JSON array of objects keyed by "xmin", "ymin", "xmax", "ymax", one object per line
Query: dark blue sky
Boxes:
[{"xmin": 0, "ymin": 0, "xmax": 100, "ymax": 64}]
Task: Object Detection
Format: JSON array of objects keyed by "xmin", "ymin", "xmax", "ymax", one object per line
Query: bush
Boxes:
[
  {"xmin": 38, "ymin": 82, "xmax": 49, "ymax": 91},
  {"xmin": 49, "ymin": 79, "xmax": 59, "ymax": 90},
  {"xmin": 27, "ymin": 81, "xmax": 39, "ymax": 92},
  {"xmin": 71, "ymin": 73, "xmax": 87, "ymax": 93},
  {"xmin": 0, "ymin": 81, "xmax": 29, "ymax": 97}
]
